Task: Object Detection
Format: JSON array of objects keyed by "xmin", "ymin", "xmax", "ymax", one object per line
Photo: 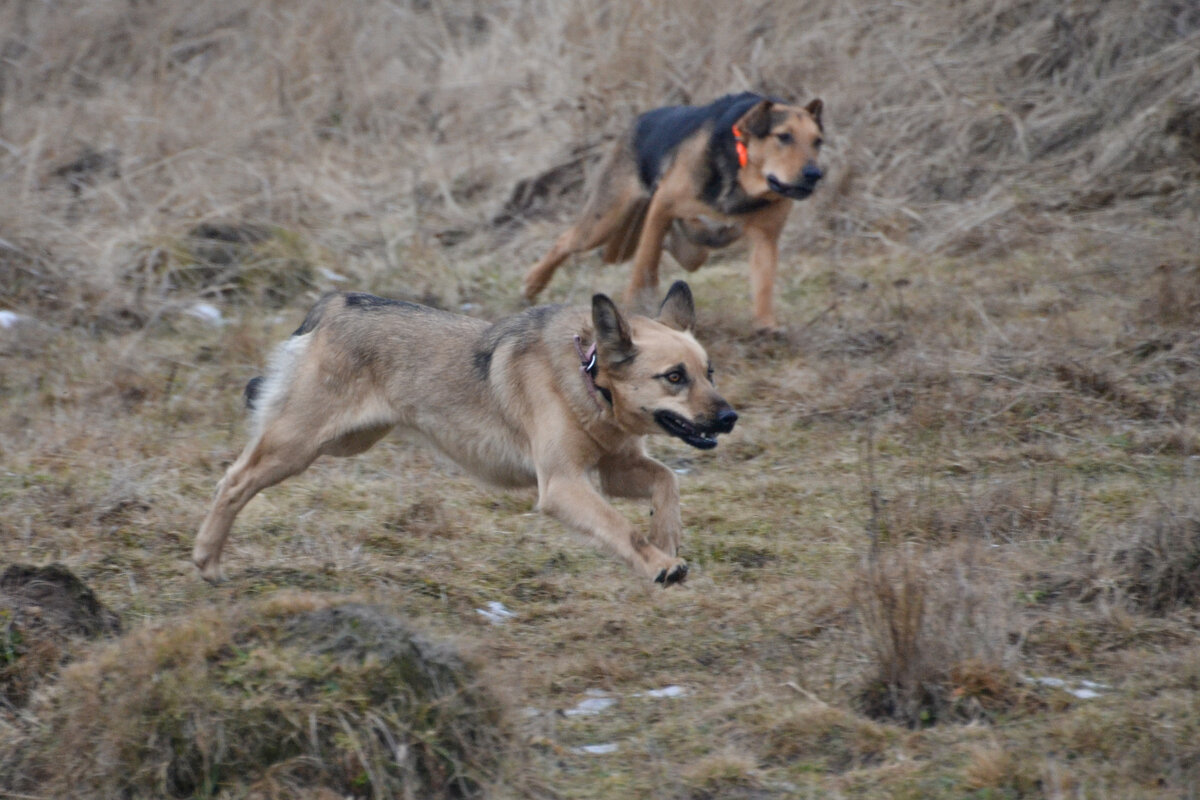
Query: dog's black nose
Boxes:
[
  {"xmin": 714, "ymin": 408, "xmax": 739, "ymax": 433},
  {"xmin": 803, "ymin": 163, "xmax": 823, "ymax": 184}
]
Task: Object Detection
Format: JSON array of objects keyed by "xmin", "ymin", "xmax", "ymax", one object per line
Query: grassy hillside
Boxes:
[{"xmin": 1, "ymin": 0, "xmax": 1198, "ymax": 797}]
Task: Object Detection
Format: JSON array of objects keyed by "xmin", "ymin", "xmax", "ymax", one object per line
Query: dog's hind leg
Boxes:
[
  {"xmin": 600, "ymin": 197, "xmax": 650, "ymax": 264},
  {"xmin": 192, "ymin": 428, "xmax": 320, "ymax": 582},
  {"xmin": 193, "ymin": 400, "xmax": 394, "ymax": 582},
  {"xmin": 522, "ymin": 177, "xmax": 644, "ymax": 301}
]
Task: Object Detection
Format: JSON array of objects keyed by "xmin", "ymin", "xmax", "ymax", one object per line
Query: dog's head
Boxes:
[
  {"xmin": 592, "ymin": 282, "xmax": 737, "ymax": 449},
  {"xmin": 734, "ymin": 97, "xmax": 825, "ymax": 201}
]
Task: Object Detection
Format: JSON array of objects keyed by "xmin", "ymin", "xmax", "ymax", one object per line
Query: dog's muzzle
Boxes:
[
  {"xmin": 768, "ymin": 164, "xmax": 823, "ymax": 200},
  {"xmin": 654, "ymin": 408, "xmax": 738, "ymax": 450}
]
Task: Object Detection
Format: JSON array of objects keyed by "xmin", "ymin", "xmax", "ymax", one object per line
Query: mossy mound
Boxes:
[
  {"xmin": 5, "ymin": 593, "xmax": 511, "ymax": 799},
  {"xmin": 0, "ymin": 563, "xmax": 121, "ymax": 708}
]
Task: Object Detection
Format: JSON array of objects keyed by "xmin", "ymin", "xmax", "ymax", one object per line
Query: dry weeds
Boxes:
[{"xmin": 2, "ymin": 0, "xmax": 1200, "ymax": 797}]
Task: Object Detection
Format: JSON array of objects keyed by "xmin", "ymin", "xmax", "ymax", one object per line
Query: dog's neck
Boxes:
[
  {"xmin": 702, "ymin": 134, "xmax": 776, "ymax": 216},
  {"xmin": 573, "ymin": 335, "xmax": 612, "ymax": 411}
]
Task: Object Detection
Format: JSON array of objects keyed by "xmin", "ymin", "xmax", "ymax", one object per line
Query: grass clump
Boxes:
[
  {"xmin": 681, "ymin": 750, "xmax": 761, "ymax": 800},
  {"xmin": 1119, "ymin": 495, "xmax": 1200, "ymax": 614},
  {"xmin": 851, "ymin": 430, "xmax": 1025, "ymax": 728},
  {"xmin": 4, "ymin": 593, "xmax": 513, "ymax": 799},
  {"xmin": 137, "ymin": 223, "xmax": 318, "ymax": 310},
  {"xmin": 758, "ymin": 703, "xmax": 894, "ymax": 773},
  {"xmin": 853, "ymin": 543, "xmax": 1023, "ymax": 727}
]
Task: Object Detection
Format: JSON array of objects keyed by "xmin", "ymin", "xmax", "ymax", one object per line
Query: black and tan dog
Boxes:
[
  {"xmin": 523, "ymin": 92, "xmax": 825, "ymax": 331},
  {"xmin": 193, "ymin": 281, "xmax": 736, "ymax": 586}
]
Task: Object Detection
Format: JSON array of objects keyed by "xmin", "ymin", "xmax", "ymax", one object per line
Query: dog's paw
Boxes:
[
  {"xmin": 193, "ymin": 555, "xmax": 226, "ymax": 585},
  {"xmin": 654, "ymin": 561, "xmax": 689, "ymax": 587},
  {"xmin": 752, "ymin": 323, "xmax": 787, "ymax": 339}
]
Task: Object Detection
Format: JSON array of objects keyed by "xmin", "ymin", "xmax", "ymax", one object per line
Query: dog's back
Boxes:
[{"xmin": 632, "ymin": 92, "xmax": 764, "ymax": 189}]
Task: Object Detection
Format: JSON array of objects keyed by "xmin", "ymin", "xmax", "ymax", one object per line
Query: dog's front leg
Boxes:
[
  {"xmin": 538, "ymin": 472, "xmax": 687, "ymax": 586},
  {"xmin": 745, "ymin": 203, "xmax": 791, "ymax": 332},
  {"xmin": 746, "ymin": 229, "xmax": 780, "ymax": 331},
  {"xmin": 598, "ymin": 453, "xmax": 682, "ymax": 556}
]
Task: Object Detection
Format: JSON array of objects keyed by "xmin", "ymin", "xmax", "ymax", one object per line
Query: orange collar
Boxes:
[{"xmin": 732, "ymin": 125, "xmax": 748, "ymax": 168}]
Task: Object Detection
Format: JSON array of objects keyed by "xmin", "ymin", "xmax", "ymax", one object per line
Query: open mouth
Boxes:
[
  {"xmin": 767, "ymin": 175, "xmax": 814, "ymax": 200},
  {"xmin": 654, "ymin": 410, "xmax": 720, "ymax": 450}
]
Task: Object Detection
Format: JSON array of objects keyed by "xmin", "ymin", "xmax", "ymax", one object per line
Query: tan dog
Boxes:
[
  {"xmin": 523, "ymin": 92, "xmax": 825, "ymax": 330},
  {"xmin": 193, "ymin": 281, "xmax": 737, "ymax": 586}
]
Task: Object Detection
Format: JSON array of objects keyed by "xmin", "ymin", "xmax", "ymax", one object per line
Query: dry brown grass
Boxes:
[{"xmin": 3, "ymin": 0, "xmax": 1200, "ymax": 797}]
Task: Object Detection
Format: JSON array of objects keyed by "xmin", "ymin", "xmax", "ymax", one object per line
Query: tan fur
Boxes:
[
  {"xmin": 523, "ymin": 96, "xmax": 825, "ymax": 331},
  {"xmin": 193, "ymin": 282, "xmax": 736, "ymax": 587}
]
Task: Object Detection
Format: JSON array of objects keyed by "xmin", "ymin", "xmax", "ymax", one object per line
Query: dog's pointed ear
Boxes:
[
  {"xmin": 592, "ymin": 293, "xmax": 636, "ymax": 365},
  {"xmin": 805, "ymin": 98, "xmax": 824, "ymax": 129},
  {"xmin": 657, "ymin": 281, "xmax": 695, "ymax": 333},
  {"xmin": 736, "ymin": 99, "xmax": 774, "ymax": 138}
]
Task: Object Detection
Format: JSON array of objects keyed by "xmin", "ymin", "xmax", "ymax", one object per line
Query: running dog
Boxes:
[
  {"xmin": 522, "ymin": 92, "xmax": 825, "ymax": 331},
  {"xmin": 193, "ymin": 281, "xmax": 737, "ymax": 586}
]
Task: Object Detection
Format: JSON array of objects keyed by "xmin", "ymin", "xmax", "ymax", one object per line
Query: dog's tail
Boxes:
[
  {"xmin": 241, "ymin": 292, "xmax": 339, "ymax": 417},
  {"xmin": 243, "ymin": 333, "xmax": 312, "ymax": 437},
  {"xmin": 243, "ymin": 376, "xmax": 265, "ymax": 410}
]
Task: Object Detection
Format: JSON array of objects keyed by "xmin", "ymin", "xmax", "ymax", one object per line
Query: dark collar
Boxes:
[{"xmin": 573, "ymin": 335, "xmax": 613, "ymax": 410}]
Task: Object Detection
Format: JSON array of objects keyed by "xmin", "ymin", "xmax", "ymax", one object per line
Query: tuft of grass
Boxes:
[
  {"xmin": 1119, "ymin": 494, "xmax": 1200, "ymax": 613},
  {"xmin": 962, "ymin": 742, "xmax": 1042, "ymax": 796},
  {"xmin": 134, "ymin": 223, "xmax": 319, "ymax": 312},
  {"xmin": 681, "ymin": 750, "xmax": 761, "ymax": 799},
  {"xmin": 852, "ymin": 547, "xmax": 1022, "ymax": 725},
  {"xmin": 757, "ymin": 702, "xmax": 895, "ymax": 773}
]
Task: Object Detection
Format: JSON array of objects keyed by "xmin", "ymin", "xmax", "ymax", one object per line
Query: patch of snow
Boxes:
[
  {"xmin": 572, "ymin": 743, "xmax": 618, "ymax": 755},
  {"xmin": 564, "ymin": 691, "xmax": 616, "ymax": 716},
  {"xmin": 0, "ymin": 310, "xmax": 22, "ymax": 328},
  {"xmin": 637, "ymin": 685, "xmax": 688, "ymax": 698},
  {"xmin": 319, "ymin": 267, "xmax": 349, "ymax": 282},
  {"xmin": 186, "ymin": 302, "xmax": 225, "ymax": 326},
  {"xmin": 475, "ymin": 601, "xmax": 515, "ymax": 624},
  {"xmin": 1027, "ymin": 675, "xmax": 1110, "ymax": 699}
]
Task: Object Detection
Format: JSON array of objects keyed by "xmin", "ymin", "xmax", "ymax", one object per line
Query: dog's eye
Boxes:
[
  {"xmin": 814, "ymin": 137, "xmax": 824, "ymax": 149},
  {"xmin": 775, "ymin": 131, "xmax": 795, "ymax": 145},
  {"xmin": 706, "ymin": 366, "xmax": 715, "ymax": 383},
  {"xmin": 665, "ymin": 370, "xmax": 684, "ymax": 384}
]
